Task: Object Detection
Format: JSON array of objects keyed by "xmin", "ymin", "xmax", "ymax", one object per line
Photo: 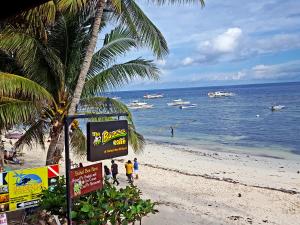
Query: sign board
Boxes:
[
  {"xmin": 87, "ymin": 120, "xmax": 128, "ymax": 161},
  {"xmin": 70, "ymin": 163, "xmax": 102, "ymax": 198},
  {"xmin": 0, "ymin": 213, "xmax": 7, "ymax": 225},
  {"xmin": 0, "ymin": 165, "xmax": 59, "ymax": 212}
]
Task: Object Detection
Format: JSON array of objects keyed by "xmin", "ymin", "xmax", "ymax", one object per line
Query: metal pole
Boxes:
[{"xmin": 64, "ymin": 118, "xmax": 72, "ymax": 225}]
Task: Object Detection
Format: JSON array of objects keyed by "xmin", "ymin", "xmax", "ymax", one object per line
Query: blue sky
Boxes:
[{"xmin": 113, "ymin": 0, "xmax": 300, "ymax": 90}]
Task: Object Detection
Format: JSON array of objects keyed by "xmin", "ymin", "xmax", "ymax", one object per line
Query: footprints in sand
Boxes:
[{"xmin": 227, "ymin": 216, "xmax": 269, "ymax": 224}]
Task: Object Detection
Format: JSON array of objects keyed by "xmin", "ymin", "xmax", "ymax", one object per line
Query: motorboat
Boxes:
[
  {"xmin": 127, "ymin": 100, "xmax": 153, "ymax": 109},
  {"xmin": 271, "ymin": 105, "xmax": 285, "ymax": 111},
  {"xmin": 111, "ymin": 96, "xmax": 120, "ymax": 100},
  {"xmin": 143, "ymin": 94, "xmax": 164, "ymax": 99},
  {"xmin": 167, "ymin": 99, "xmax": 190, "ymax": 106},
  {"xmin": 179, "ymin": 104, "xmax": 197, "ymax": 109},
  {"xmin": 208, "ymin": 91, "xmax": 234, "ymax": 98}
]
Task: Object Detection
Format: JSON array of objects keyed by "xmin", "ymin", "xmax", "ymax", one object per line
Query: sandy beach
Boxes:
[{"xmin": 5, "ymin": 139, "xmax": 300, "ymax": 225}]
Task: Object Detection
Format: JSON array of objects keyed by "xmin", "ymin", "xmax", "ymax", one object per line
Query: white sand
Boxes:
[{"xmin": 5, "ymin": 139, "xmax": 300, "ymax": 225}]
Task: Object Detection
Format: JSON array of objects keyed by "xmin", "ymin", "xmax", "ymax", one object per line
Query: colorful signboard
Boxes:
[
  {"xmin": 70, "ymin": 163, "xmax": 102, "ymax": 198},
  {"xmin": 87, "ymin": 120, "xmax": 128, "ymax": 161},
  {"xmin": 0, "ymin": 165, "xmax": 59, "ymax": 212}
]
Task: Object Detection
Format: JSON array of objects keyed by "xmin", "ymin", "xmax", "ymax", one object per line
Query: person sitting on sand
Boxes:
[
  {"xmin": 125, "ymin": 160, "xmax": 133, "ymax": 183},
  {"xmin": 4, "ymin": 150, "xmax": 21, "ymax": 164}
]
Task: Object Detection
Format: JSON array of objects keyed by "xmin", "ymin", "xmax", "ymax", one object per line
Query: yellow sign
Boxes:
[
  {"xmin": 0, "ymin": 165, "xmax": 58, "ymax": 212},
  {"xmin": 7, "ymin": 167, "xmax": 48, "ymax": 211}
]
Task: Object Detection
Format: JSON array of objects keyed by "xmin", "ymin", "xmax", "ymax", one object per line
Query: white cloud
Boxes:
[
  {"xmin": 213, "ymin": 28, "xmax": 243, "ymax": 53},
  {"xmin": 251, "ymin": 61, "xmax": 300, "ymax": 79},
  {"xmin": 156, "ymin": 59, "xmax": 166, "ymax": 66},
  {"xmin": 199, "ymin": 28, "xmax": 243, "ymax": 53},
  {"xmin": 182, "ymin": 57, "xmax": 194, "ymax": 65}
]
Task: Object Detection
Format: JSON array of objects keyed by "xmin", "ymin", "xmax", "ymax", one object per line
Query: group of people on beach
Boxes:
[
  {"xmin": 0, "ymin": 140, "xmax": 23, "ymax": 172},
  {"xmin": 104, "ymin": 158, "xmax": 139, "ymax": 185}
]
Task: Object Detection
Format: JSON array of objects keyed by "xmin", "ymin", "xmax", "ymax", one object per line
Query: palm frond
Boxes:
[
  {"xmin": 83, "ymin": 58, "xmax": 159, "ymax": 96},
  {"xmin": 57, "ymin": 0, "xmax": 94, "ymax": 14},
  {"xmin": 88, "ymin": 26, "xmax": 138, "ymax": 76},
  {"xmin": 128, "ymin": 123, "xmax": 145, "ymax": 153},
  {"xmin": 0, "ymin": 100, "xmax": 38, "ymax": 129},
  {"xmin": 113, "ymin": 0, "xmax": 168, "ymax": 58},
  {"xmin": 0, "ymin": 24, "xmax": 66, "ymax": 96},
  {"xmin": 0, "ymin": 26, "xmax": 40, "ymax": 75},
  {"xmin": 0, "ymin": 72, "xmax": 55, "ymax": 103},
  {"xmin": 14, "ymin": 120, "xmax": 48, "ymax": 150},
  {"xmin": 70, "ymin": 128, "xmax": 87, "ymax": 159},
  {"xmin": 79, "ymin": 97, "xmax": 134, "ymax": 124}
]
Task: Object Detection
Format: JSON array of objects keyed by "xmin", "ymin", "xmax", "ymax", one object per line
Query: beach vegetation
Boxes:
[
  {"xmin": 35, "ymin": 178, "xmax": 157, "ymax": 225},
  {"xmin": 0, "ymin": 3, "xmax": 162, "ymax": 164}
]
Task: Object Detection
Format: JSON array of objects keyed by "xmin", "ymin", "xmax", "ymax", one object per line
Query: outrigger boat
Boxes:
[
  {"xmin": 127, "ymin": 100, "xmax": 153, "ymax": 109},
  {"xmin": 208, "ymin": 91, "xmax": 234, "ymax": 98},
  {"xmin": 271, "ymin": 105, "xmax": 285, "ymax": 111},
  {"xmin": 179, "ymin": 104, "xmax": 197, "ymax": 109},
  {"xmin": 143, "ymin": 94, "xmax": 164, "ymax": 99},
  {"xmin": 167, "ymin": 99, "xmax": 190, "ymax": 106}
]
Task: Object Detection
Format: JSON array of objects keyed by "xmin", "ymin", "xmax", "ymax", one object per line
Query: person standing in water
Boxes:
[
  {"xmin": 125, "ymin": 160, "xmax": 133, "ymax": 183},
  {"xmin": 133, "ymin": 158, "xmax": 139, "ymax": 179},
  {"xmin": 170, "ymin": 126, "xmax": 174, "ymax": 137},
  {"xmin": 111, "ymin": 160, "xmax": 120, "ymax": 185}
]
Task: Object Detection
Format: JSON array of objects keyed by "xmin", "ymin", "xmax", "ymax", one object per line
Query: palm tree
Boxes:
[
  {"xmin": 4, "ymin": 0, "xmax": 204, "ymax": 115},
  {"xmin": 69, "ymin": 0, "xmax": 205, "ymax": 115},
  {"xmin": 0, "ymin": 8, "xmax": 159, "ymax": 165}
]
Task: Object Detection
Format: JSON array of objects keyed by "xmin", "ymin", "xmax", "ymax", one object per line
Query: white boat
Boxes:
[
  {"xmin": 208, "ymin": 91, "xmax": 234, "ymax": 98},
  {"xmin": 271, "ymin": 105, "xmax": 285, "ymax": 111},
  {"xmin": 143, "ymin": 94, "xmax": 164, "ymax": 99},
  {"xmin": 167, "ymin": 99, "xmax": 191, "ymax": 106},
  {"xmin": 111, "ymin": 96, "xmax": 121, "ymax": 100},
  {"xmin": 179, "ymin": 104, "xmax": 197, "ymax": 109},
  {"xmin": 127, "ymin": 100, "xmax": 153, "ymax": 109}
]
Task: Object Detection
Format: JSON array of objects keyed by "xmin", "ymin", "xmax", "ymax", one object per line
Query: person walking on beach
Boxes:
[
  {"xmin": 170, "ymin": 126, "xmax": 174, "ymax": 137},
  {"xmin": 125, "ymin": 160, "xmax": 133, "ymax": 183},
  {"xmin": 134, "ymin": 158, "xmax": 139, "ymax": 179},
  {"xmin": 104, "ymin": 165, "xmax": 112, "ymax": 182},
  {"xmin": 111, "ymin": 160, "xmax": 120, "ymax": 185}
]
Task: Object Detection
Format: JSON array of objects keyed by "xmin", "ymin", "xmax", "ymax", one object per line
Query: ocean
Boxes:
[{"xmin": 107, "ymin": 82, "xmax": 300, "ymax": 159}]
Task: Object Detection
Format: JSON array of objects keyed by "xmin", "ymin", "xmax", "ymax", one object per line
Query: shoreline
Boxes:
[
  {"xmin": 4, "ymin": 138, "xmax": 300, "ymax": 225},
  {"xmin": 145, "ymin": 138, "xmax": 300, "ymax": 161}
]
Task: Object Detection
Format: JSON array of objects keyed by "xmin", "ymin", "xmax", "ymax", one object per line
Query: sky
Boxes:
[{"xmin": 111, "ymin": 0, "xmax": 300, "ymax": 90}]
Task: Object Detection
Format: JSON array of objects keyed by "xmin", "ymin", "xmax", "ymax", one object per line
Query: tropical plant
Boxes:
[
  {"xmin": 38, "ymin": 178, "xmax": 157, "ymax": 225},
  {"xmin": 0, "ymin": 6, "xmax": 160, "ymax": 165},
  {"xmin": 69, "ymin": 0, "xmax": 205, "ymax": 115}
]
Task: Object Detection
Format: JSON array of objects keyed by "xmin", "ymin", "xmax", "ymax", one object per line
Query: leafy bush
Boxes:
[{"xmin": 39, "ymin": 178, "xmax": 157, "ymax": 225}]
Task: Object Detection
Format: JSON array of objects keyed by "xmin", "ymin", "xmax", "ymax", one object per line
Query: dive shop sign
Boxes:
[{"xmin": 87, "ymin": 120, "xmax": 128, "ymax": 161}]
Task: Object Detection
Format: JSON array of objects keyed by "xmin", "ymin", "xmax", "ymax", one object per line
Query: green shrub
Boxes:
[{"xmin": 39, "ymin": 178, "xmax": 158, "ymax": 225}]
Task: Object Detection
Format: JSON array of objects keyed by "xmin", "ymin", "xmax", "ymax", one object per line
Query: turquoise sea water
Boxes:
[{"xmin": 107, "ymin": 82, "xmax": 300, "ymax": 159}]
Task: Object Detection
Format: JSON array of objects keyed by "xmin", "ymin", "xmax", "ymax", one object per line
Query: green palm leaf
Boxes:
[
  {"xmin": 88, "ymin": 27, "xmax": 138, "ymax": 76},
  {"xmin": 114, "ymin": 0, "xmax": 168, "ymax": 58},
  {"xmin": 83, "ymin": 58, "xmax": 159, "ymax": 96},
  {"xmin": 80, "ymin": 96, "xmax": 134, "ymax": 123},
  {"xmin": 70, "ymin": 127, "xmax": 87, "ymax": 159},
  {"xmin": 128, "ymin": 123, "xmax": 145, "ymax": 153},
  {"xmin": 0, "ymin": 72, "xmax": 55, "ymax": 103},
  {"xmin": 14, "ymin": 120, "xmax": 48, "ymax": 150},
  {"xmin": 0, "ymin": 100, "xmax": 38, "ymax": 129}
]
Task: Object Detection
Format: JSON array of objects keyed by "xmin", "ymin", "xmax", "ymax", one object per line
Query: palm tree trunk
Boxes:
[
  {"xmin": 46, "ymin": 127, "xmax": 63, "ymax": 165},
  {"xmin": 68, "ymin": 0, "xmax": 106, "ymax": 115}
]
